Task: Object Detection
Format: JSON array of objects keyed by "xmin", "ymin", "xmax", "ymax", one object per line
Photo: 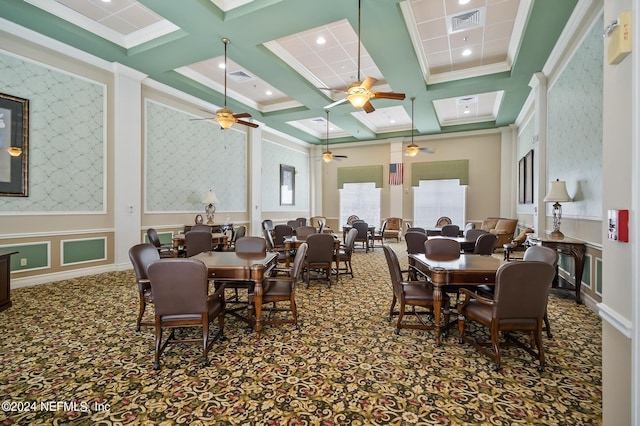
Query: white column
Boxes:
[
  {"xmin": 112, "ymin": 63, "xmax": 147, "ymax": 268},
  {"xmin": 499, "ymin": 125, "xmax": 517, "ymax": 218},
  {"xmin": 389, "ymin": 138, "xmax": 404, "ymax": 220},
  {"xmin": 248, "ymin": 126, "xmax": 263, "ymax": 237},
  {"xmin": 528, "ymin": 72, "xmax": 548, "ymax": 234}
]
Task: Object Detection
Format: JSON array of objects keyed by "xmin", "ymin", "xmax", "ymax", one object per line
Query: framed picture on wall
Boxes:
[
  {"xmin": 518, "ymin": 157, "xmax": 525, "ymax": 204},
  {"xmin": 280, "ymin": 164, "xmax": 295, "ymax": 206},
  {"xmin": 0, "ymin": 93, "xmax": 29, "ymax": 196},
  {"xmin": 525, "ymin": 149, "xmax": 534, "ymax": 204}
]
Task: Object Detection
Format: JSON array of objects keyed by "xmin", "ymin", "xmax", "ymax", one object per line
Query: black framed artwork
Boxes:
[
  {"xmin": 518, "ymin": 157, "xmax": 525, "ymax": 204},
  {"xmin": 0, "ymin": 93, "xmax": 29, "ymax": 196},
  {"xmin": 280, "ymin": 164, "xmax": 295, "ymax": 206},
  {"xmin": 524, "ymin": 149, "xmax": 534, "ymax": 204}
]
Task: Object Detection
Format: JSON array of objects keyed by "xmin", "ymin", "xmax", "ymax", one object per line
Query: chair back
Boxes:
[
  {"xmin": 318, "ymin": 221, "xmax": 325, "ymax": 234},
  {"xmin": 286, "ymin": 220, "xmax": 300, "ymax": 229},
  {"xmin": 493, "ymin": 261, "xmax": 555, "ymax": 319},
  {"xmin": 148, "ymin": 259, "xmax": 209, "ymax": 315},
  {"xmin": 129, "ymin": 243, "xmax": 160, "ymax": 282},
  {"xmin": 424, "ymin": 238, "xmax": 461, "ymax": 259},
  {"xmin": 440, "ymin": 224, "xmax": 460, "ymax": 237},
  {"xmin": 405, "ymin": 231, "xmax": 428, "ymax": 254},
  {"xmin": 473, "ymin": 233, "xmax": 498, "ymax": 255},
  {"xmin": 235, "ymin": 236, "xmax": 267, "ymax": 254},
  {"xmin": 523, "ymin": 245, "xmax": 559, "ymax": 268},
  {"xmin": 295, "ymin": 226, "xmax": 317, "ymax": 240},
  {"xmin": 262, "ymin": 219, "xmax": 274, "ymax": 232},
  {"xmin": 352, "ymin": 221, "xmax": 369, "ymax": 239},
  {"xmin": 264, "ymin": 226, "xmax": 276, "ymax": 250},
  {"xmin": 273, "ymin": 224, "xmax": 294, "ymax": 246},
  {"xmin": 146, "ymin": 228, "xmax": 162, "ymax": 249},
  {"xmin": 464, "ymin": 228, "xmax": 488, "ymax": 240},
  {"xmin": 233, "ymin": 225, "xmax": 246, "ymax": 241},
  {"xmin": 290, "ymin": 243, "xmax": 308, "ymax": 279},
  {"xmin": 344, "ymin": 228, "xmax": 358, "ymax": 253},
  {"xmin": 464, "ymin": 222, "xmax": 476, "ymax": 232},
  {"xmin": 185, "ymin": 231, "xmax": 213, "ymax": 257},
  {"xmin": 191, "ymin": 224, "xmax": 212, "ymax": 232},
  {"xmin": 435, "ymin": 216, "xmax": 452, "ymax": 227},
  {"xmin": 382, "ymin": 245, "xmax": 403, "ymax": 295},
  {"xmin": 346, "ymin": 215, "xmax": 360, "ymax": 225},
  {"xmin": 296, "ymin": 217, "xmax": 307, "ymax": 227},
  {"xmin": 406, "ymin": 227, "xmax": 426, "ymax": 233},
  {"xmin": 305, "ymin": 233, "xmax": 335, "ymax": 263},
  {"xmin": 385, "ymin": 217, "xmax": 402, "ymax": 231}
]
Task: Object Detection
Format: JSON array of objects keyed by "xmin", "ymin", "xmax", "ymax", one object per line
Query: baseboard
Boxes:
[{"xmin": 11, "ymin": 262, "xmax": 131, "ymax": 289}]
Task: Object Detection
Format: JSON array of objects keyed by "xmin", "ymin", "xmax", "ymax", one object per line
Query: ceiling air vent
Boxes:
[
  {"xmin": 449, "ymin": 8, "xmax": 485, "ymax": 34},
  {"xmin": 456, "ymin": 96, "xmax": 477, "ymax": 106},
  {"xmin": 227, "ymin": 70, "xmax": 254, "ymax": 83}
]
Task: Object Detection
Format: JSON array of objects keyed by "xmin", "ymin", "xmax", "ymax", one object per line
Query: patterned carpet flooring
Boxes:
[{"xmin": 0, "ymin": 242, "xmax": 601, "ymax": 425}]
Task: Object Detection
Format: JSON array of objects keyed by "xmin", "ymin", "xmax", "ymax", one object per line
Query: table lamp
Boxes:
[
  {"xmin": 543, "ymin": 179, "xmax": 571, "ymax": 238},
  {"xmin": 202, "ymin": 190, "xmax": 220, "ymax": 225}
]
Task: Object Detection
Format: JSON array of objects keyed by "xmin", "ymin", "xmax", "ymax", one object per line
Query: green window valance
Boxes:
[
  {"xmin": 411, "ymin": 160, "xmax": 469, "ymax": 186},
  {"xmin": 337, "ymin": 165, "xmax": 383, "ymax": 189}
]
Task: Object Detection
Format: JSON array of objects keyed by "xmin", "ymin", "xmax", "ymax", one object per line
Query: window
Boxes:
[
  {"xmin": 280, "ymin": 164, "xmax": 295, "ymax": 206},
  {"xmin": 413, "ymin": 179, "xmax": 466, "ymax": 228},
  {"xmin": 339, "ymin": 182, "xmax": 381, "ymax": 228}
]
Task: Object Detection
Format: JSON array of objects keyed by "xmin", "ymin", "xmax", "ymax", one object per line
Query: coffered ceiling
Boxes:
[{"xmin": 1, "ymin": 0, "xmax": 578, "ymax": 145}]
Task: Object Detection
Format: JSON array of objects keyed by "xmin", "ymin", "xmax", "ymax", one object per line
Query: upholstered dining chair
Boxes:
[
  {"xmin": 185, "ymin": 230, "xmax": 212, "ymax": 257},
  {"xmin": 273, "ymin": 224, "xmax": 294, "ymax": 247},
  {"xmin": 405, "ymin": 231, "xmax": 428, "ymax": 255},
  {"xmin": 346, "ymin": 215, "xmax": 360, "ymax": 225},
  {"xmin": 473, "ymin": 233, "xmax": 498, "ymax": 255},
  {"xmin": 424, "ymin": 238, "xmax": 461, "ymax": 259},
  {"xmin": 383, "ymin": 245, "xmax": 450, "ymax": 336},
  {"xmin": 457, "ymin": 261, "xmax": 555, "ymax": 371},
  {"xmin": 250, "ymin": 243, "xmax": 308, "ymax": 332},
  {"xmin": 226, "ymin": 225, "xmax": 246, "ymax": 251},
  {"xmin": 440, "ymin": 224, "xmax": 460, "ymax": 237},
  {"xmin": 128, "ymin": 243, "xmax": 160, "ymax": 331},
  {"xmin": 435, "ymin": 216, "xmax": 452, "ymax": 227},
  {"xmin": 523, "ymin": 245, "xmax": 559, "ymax": 338},
  {"xmin": 304, "ymin": 233, "xmax": 335, "ymax": 287},
  {"xmin": 146, "ymin": 228, "xmax": 173, "ymax": 258},
  {"xmin": 191, "ymin": 224, "xmax": 212, "ymax": 232},
  {"xmin": 234, "ymin": 236, "xmax": 267, "ymax": 253},
  {"xmin": 406, "ymin": 227, "xmax": 426, "ymax": 233},
  {"xmin": 335, "ymin": 228, "xmax": 357, "ymax": 280},
  {"xmin": 264, "ymin": 226, "xmax": 287, "ymax": 265},
  {"xmin": 352, "ymin": 221, "xmax": 370, "ymax": 252},
  {"xmin": 295, "ymin": 225, "xmax": 317, "ymax": 240},
  {"xmin": 369, "ymin": 221, "xmax": 386, "ymax": 249},
  {"xmin": 147, "ymin": 258, "xmax": 225, "ymax": 370}
]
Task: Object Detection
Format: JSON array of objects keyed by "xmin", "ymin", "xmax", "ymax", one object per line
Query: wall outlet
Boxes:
[{"xmin": 20, "ymin": 258, "xmax": 27, "ymax": 266}]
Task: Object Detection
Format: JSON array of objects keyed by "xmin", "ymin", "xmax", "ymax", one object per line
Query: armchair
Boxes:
[
  {"xmin": 382, "ymin": 217, "xmax": 403, "ymax": 242},
  {"xmin": 489, "ymin": 219, "xmax": 519, "ymax": 248}
]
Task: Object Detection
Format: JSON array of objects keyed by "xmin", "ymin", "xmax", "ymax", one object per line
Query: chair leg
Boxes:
[
  {"xmin": 136, "ymin": 294, "xmax": 146, "ymax": 331},
  {"xmin": 290, "ymin": 296, "xmax": 298, "ymax": 326},
  {"xmin": 201, "ymin": 318, "xmax": 210, "ymax": 367},
  {"xmin": 153, "ymin": 319, "xmax": 162, "ymax": 370},
  {"xmin": 490, "ymin": 324, "xmax": 501, "ymax": 371},
  {"xmin": 534, "ymin": 321, "xmax": 546, "ymax": 371},
  {"xmin": 395, "ymin": 302, "xmax": 406, "ymax": 334},
  {"xmin": 387, "ymin": 295, "xmax": 397, "ymax": 322},
  {"xmin": 544, "ymin": 310, "xmax": 552, "ymax": 338}
]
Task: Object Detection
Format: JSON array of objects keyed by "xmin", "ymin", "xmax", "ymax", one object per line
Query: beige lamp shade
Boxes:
[
  {"xmin": 543, "ymin": 179, "xmax": 571, "ymax": 202},
  {"xmin": 202, "ymin": 190, "xmax": 220, "ymax": 204}
]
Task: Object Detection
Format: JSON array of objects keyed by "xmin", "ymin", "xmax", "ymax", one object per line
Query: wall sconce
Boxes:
[
  {"xmin": 543, "ymin": 179, "xmax": 571, "ymax": 238},
  {"xmin": 202, "ymin": 190, "xmax": 220, "ymax": 225}
]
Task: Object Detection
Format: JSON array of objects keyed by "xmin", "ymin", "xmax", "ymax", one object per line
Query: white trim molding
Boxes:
[{"xmin": 598, "ymin": 302, "xmax": 633, "ymax": 338}]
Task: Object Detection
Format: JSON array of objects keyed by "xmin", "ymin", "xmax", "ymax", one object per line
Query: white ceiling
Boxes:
[{"xmin": 16, "ymin": 0, "xmax": 555, "ymax": 143}]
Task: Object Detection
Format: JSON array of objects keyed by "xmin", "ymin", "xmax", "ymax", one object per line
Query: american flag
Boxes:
[{"xmin": 389, "ymin": 163, "xmax": 403, "ymax": 185}]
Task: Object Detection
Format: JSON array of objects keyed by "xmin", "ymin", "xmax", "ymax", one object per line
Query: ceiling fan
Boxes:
[
  {"xmin": 324, "ymin": 0, "xmax": 406, "ymax": 113},
  {"xmin": 322, "ymin": 110, "xmax": 348, "ymax": 163},
  {"xmin": 192, "ymin": 38, "xmax": 258, "ymax": 130},
  {"xmin": 405, "ymin": 97, "xmax": 435, "ymax": 157}
]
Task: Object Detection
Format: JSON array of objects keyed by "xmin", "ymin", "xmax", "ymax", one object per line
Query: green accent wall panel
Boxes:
[
  {"xmin": 596, "ymin": 258, "xmax": 603, "ymax": 295},
  {"xmin": 62, "ymin": 238, "xmax": 106, "ymax": 265},
  {"xmin": 143, "ymin": 231, "xmax": 173, "ymax": 245},
  {"xmin": 1, "ymin": 243, "xmax": 49, "ymax": 272}
]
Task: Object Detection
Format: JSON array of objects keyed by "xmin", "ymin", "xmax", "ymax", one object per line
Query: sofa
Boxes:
[{"xmin": 480, "ymin": 217, "xmax": 518, "ymax": 249}]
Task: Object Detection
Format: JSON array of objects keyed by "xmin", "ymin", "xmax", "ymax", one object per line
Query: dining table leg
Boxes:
[
  {"xmin": 432, "ymin": 284, "xmax": 443, "ymax": 345},
  {"xmin": 251, "ymin": 264, "xmax": 264, "ymax": 337}
]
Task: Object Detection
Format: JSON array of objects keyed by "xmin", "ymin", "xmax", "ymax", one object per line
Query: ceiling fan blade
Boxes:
[
  {"xmin": 233, "ymin": 112, "xmax": 252, "ymax": 119},
  {"xmin": 363, "ymin": 101, "xmax": 375, "ymax": 113},
  {"xmin": 420, "ymin": 147, "xmax": 435, "ymax": 154},
  {"xmin": 372, "ymin": 91, "xmax": 406, "ymax": 101},
  {"xmin": 189, "ymin": 117, "xmax": 215, "ymax": 121},
  {"xmin": 236, "ymin": 119, "xmax": 259, "ymax": 128},
  {"xmin": 361, "ymin": 76, "xmax": 377, "ymax": 91},
  {"xmin": 324, "ymin": 98, "xmax": 348, "ymax": 109},
  {"xmin": 334, "ymin": 155, "xmax": 348, "ymax": 159}
]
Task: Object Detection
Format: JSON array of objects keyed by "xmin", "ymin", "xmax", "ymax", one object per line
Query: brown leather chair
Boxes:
[
  {"xmin": 146, "ymin": 228, "xmax": 173, "ymax": 258},
  {"xmin": 383, "ymin": 245, "xmax": 450, "ymax": 336},
  {"xmin": 335, "ymin": 228, "xmax": 357, "ymax": 279},
  {"xmin": 225, "ymin": 225, "xmax": 246, "ymax": 251},
  {"xmin": 304, "ymin": 233, "xmax": 335, "ymax": 287},
  {"xmin": 352, "ymin": 221, "xmax": 370, "ymax": 252},
  {"xmin": 435, "ymin": 216, "xmax": 452, "ymax": 227},
  {"xmin": 523, "ymin": 245, "xmax": 559, "ymax": 338},
  {"xmin": 264, "ymin": 225, "xmax": 287, "ymax": 265},
  {"xmin": 147, "ymin": 258, "xmax": 225, "ymax": 370},
  {"xmin": 250, "ymin": 243, "xmax": 308, "ymax": 332},
  {"xmin": 473, "ymin": 233, "xmax": 498, "ymax": 255},
  {"xmin": 406, "ymin": 227, "xmax": 426, "ymax": 233},
  {"xmin": 369, "ymin": 221, "xmax": 386, "ymax": 249},
  {"xmin": 128, "ymin": 243, "xmax": 160, "ymax": 331},
  {"xmin": 405, "ymin": 231, "xmax": 427, "ymax": 255},
  {"xmin": 457, "ymin": 261, "xmax": 555, "ymax": 371},
  {"xmin": 295, "ymin": 225, "xmax": 317, "ymax": 240},
  {"xmin": 235, "ymin": 236, "xmax": 267, "ymax": 253},
  {"xmin": 424, "ymin": 238, "xmax": 461, "ymax": 259},
  {"xmin": 191, "ymin": 224, "xmax": 212, "ymax": 232},
  {"xmin": 185, "ymin": 230, "xmax": 212, "ymax": 257},
  {"xmin": 273, "ymin": 224, "xmax": 294, "ymax": 247},
  {"xmin": 346, "ymin": 215, "xmax": 360, "ymax": 225},
  {"xmin": 440, "ymin": 224, "xmax": 460, "ymax": 237},
  {"xmin": 462, "ymin": 229, "xmax": 490, "ymax": 253}
]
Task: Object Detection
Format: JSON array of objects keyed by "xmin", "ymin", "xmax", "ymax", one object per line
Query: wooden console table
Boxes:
[
  {"xmin": 0, "ymin": 251, "xmax": 18, "ymax": 312},
  {"xmin": 527, "ymin": 234, "xmax": 586, "ymax": 304}
]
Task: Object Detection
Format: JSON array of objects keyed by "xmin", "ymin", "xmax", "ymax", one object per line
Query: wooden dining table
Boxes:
[
  {"xmin": 408, "ymin": 253, "xmax": 506, "ymax": 345},
  {"xmin": 172, "ymin": 232, "xmax": 228, "ymax": 257},
  {"xmin": 190, "ymin": 251, "xmax": 277, "ymax": 336}
]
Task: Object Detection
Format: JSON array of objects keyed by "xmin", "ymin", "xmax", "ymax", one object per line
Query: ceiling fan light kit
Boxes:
[
  {"xmin": 215, "ymin": 107, "xmax": 236, "ymax": 129},
  {"xmin": 405, "ymin": 144, "xmax": 420, "ymax": 157}
]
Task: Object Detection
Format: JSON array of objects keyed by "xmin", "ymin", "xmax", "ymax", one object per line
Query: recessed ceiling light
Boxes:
[
  {"xmin": 316, "ymin": 36, "xmax": 326, "ymax": 45},
  {"xmin": 218, "ymin": 62, "xmax": 225, "ymax": 69},
  {"xmin": 459, "ymin": 0, "xmax": 471, "ymax": 5},
  {"xmin": 462, "ymin": 49, "xmax": 472, "ymax": 57},
  {"xmin": 464, "ymin": 109, "xmax": 471, "ymax": 114},
  {"xmin": 390, "ymin": 119, "xmax": 396, "ymax": 124},
  {"xmin": 265, "ymin": 90, "xmax": 272, "ymax": 96}
]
